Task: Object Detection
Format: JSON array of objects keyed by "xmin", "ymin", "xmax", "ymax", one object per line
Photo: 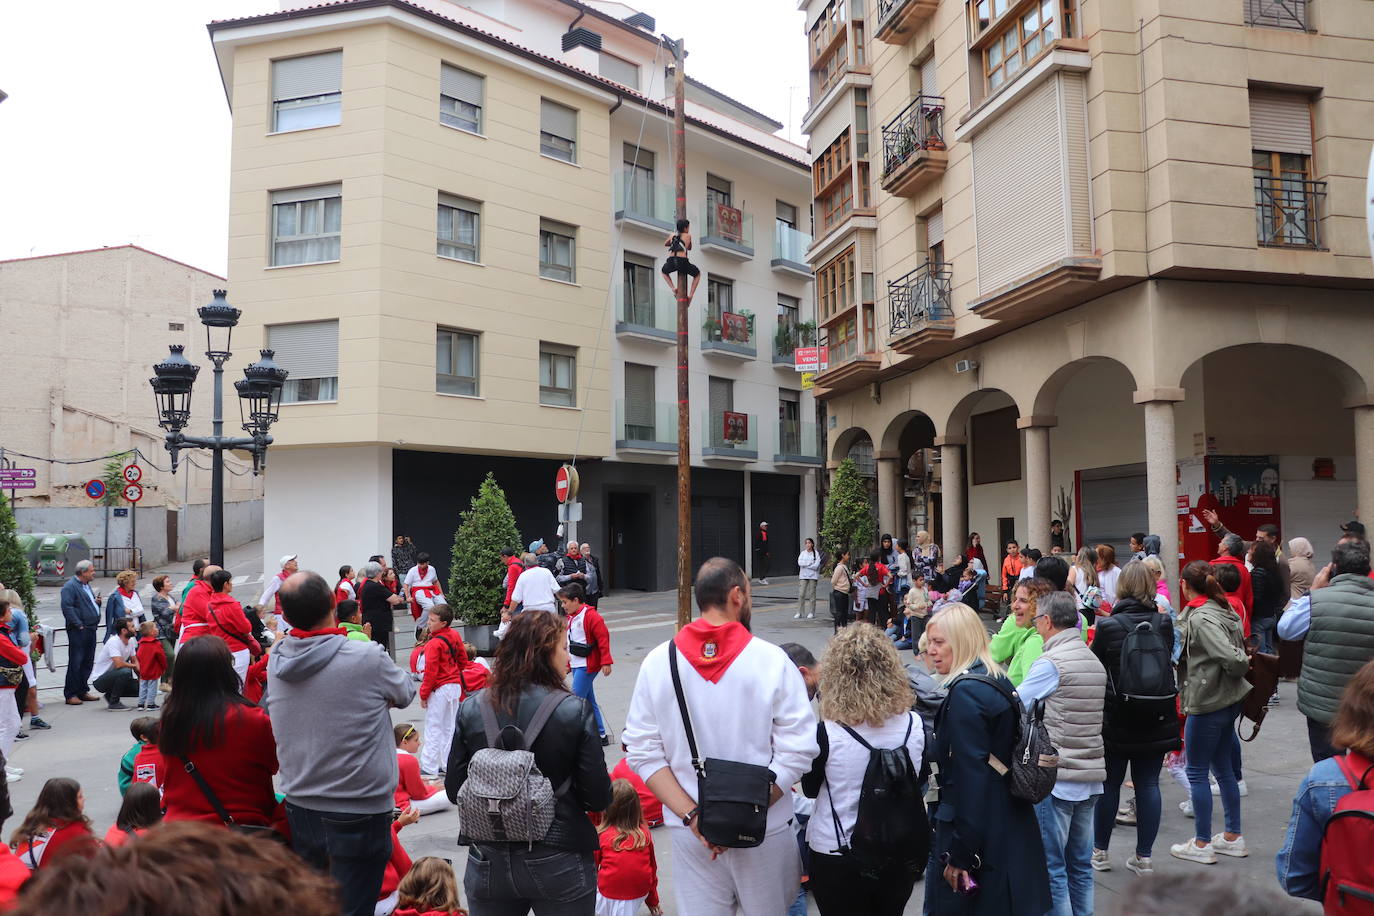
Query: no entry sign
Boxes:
[{"xmin": 555, "ymin": 464, "xmax": 579, "ymax": 504}]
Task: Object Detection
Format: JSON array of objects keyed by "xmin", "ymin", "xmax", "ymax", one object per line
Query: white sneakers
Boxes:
[
  {"xmin": 1090, "ymin": 849, "xmax": 1111, "ymax": 872},
  {"xmin": 1179, "ymin": 798, "xmax": 1194, "ymax": 817},
  {"xmin": 1211, "ymin": 778, "xmax": 1249, "ymax": 797},
  {"xmin": 1211, "ymin": 833, "xmax": 1249, "ymax": 857},
  {"xmin": 1093, "ymin": 850, "xmax": 1154, "ymax": 876},
  {"xmin": 793, "ymin": 612, "xmax": 803, "ymax": 619},
  {"xmin": 1125, "ymin": 855, "xmax": 1153, "ymax": 876},
  {"xmin": 4, "ymin": 766, "xmax": 21, "ymax": 784},
  {"xmin": 1169, "ymin": 839, "xmax": 1217, "ymax": 864}
]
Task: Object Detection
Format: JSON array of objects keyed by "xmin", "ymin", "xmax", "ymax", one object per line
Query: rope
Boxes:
[{"xmin": 0, "ymin": 445, "xmax": 255, "ymax": 478}]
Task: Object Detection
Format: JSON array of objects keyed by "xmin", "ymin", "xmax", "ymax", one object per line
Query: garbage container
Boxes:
[
  {"xmin": 35, "ymin": 535, "xmax": 92, "ymax": 586},
  {"xmin": 16, "ymin": 534, "xmax": 45, "ymax": 575}
]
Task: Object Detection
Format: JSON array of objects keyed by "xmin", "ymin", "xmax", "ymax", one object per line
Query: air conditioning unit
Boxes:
[{"xmin": 954, "ymin": 358, "xmax": 979, "ymax": 374}]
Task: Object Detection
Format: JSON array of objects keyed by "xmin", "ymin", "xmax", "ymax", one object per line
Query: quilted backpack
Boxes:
[
  {"xmin": 944, "ymin": 671, "xmax": 1059, "ymax": 804},
  {"xmin": 457, "ymin": 691, "xmax": 568, "ymax": 844}
]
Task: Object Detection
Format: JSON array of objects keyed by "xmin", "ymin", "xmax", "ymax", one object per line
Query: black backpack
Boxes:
[
  {"xmin": 1114, "ymin": 616, "xmax": 1177, "ymax": 701},
  {"xmin": 943, "ymin": 672, "xmax": 1059, "ymax": 804},
  {"xmin": 826, "ymin": 714, "xmax": 930, "ymax": 876}
]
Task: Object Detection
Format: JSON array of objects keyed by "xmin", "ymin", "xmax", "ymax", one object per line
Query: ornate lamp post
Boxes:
[{"xmin": 150, "ymin": 289, "xmax": 287, "ymax": 565}]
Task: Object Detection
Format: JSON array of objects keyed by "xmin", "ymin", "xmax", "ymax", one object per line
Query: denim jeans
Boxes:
[
  {"xmin": 464, "ymin": 844, "xmax": 596, "ymax": 916},
  {"xmin": 1094, "ymin": 752, "xmax": 1163, "ymax": 858},
  {"xmin": 1252, "ymin": 616, "xmax": 1277, "ymax": 655},
  {"xmin": 1307, "ymin": 716, "xmax": 1340, "ymax": 763},
  {"xmin": 1184, "ymin": 703, "xmax": 1243, "ymax": 841},
  {"xmin": 286, "ymin": 803, "xmax": 395, "ymax": 916},
  {"xmin": 569, "ymin": 668, "xmax": 605, "ymax": 736},
  {"xmin": 1035, "ymin": 793, "xmax": 1099, "ymax": 916},
  {"xmin": 138, "ymin": 678, "xmax": 159, "ymax": 707}
]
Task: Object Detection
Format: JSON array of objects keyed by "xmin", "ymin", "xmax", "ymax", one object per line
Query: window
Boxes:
[
  {"xmin": 624, "ymin": 144, "xmax": 656, "ymax": 215},
  {"xmin": 539, "ymin": 219, "xmax": 576, "ymax": 281},
  {"xmin": 707, "ymin": 376, "xmax": 735, "ymax": 447},
  {"xmin": 272, "ymin": 51, "xmax": 341, "ymax": 132},
  {"xmin": 809, "ymin": 0, "xmax": 847, "ymax": 62},
  {"xmin": 540, "ymin": 99, "xmax": 577, "ymax": 162},
  {"xmin": 271, "ymin": 184, "xmax": 342, "ymax": 266},
  {"xmin": 706, "ymin": 173, "xmax": 733, "ymax": 210},
  {"xmin": 268, "ymin": 320, "xmax": 339, "ymax": 403},
  {"xmin": 776, "ymin": 201, "xmax": 798, "ymax": 230},
  {"xmin": 855, "ymin": 89, "xmax": 869, "ymax": 158},
  {"xmin": 599, "ymin": 52, "xmax": 639, "ymax": 89},
  {"xmin": 1250, "ymin": 89, "xmax": 1319, "ymax": 247},
  {"xmin": 439, "ymin": 64, "xmax": 483, "ymax": 133},
  {"xmin": 539, "ymin": 344, "xmax": 576, "ymax": 407},
  {"xmin": 623, "ymin": 253, "xmax": 656, "ymax": 325},
  {"xmin": 814, "ymin": 130, "xmax": 853, "ymax": 233},
  {"xmin": 436, "ymin": 328, "xmax": 479, "ymax": 396},
  {"xmin": 777, "ymin": 293, "xmax": 800, "ymax": 331},
  {"xmin": 809, "ymin": 0, "xmax": 849, "ymax": 97},
  {"xmin": 168, "ymin": 322, "xmax": 184, "ymax": 332},
  {"xmin": 971, "ymin": 406, "xmax": 1021, "ymax": 484},
  {"xmin": 829, "ymin": 314, "xmax": 857, "ymax": 364},
  {"xmin": 974, "ymin": 0, "xmax": 1068, "ymax": 93},
  {"xmin": 707, "ymin": 277, "xmax": 734, "ymax": 320},
  {"xmin": 624, "ymin": 363, "xmax": 656, "ymax": 439},
  {"xmin": 779, "ymin": 388, "xmax": 802, "ymax": 453},
  {"xmin": 437, "ymin": 194, "xmax": 480, "ymax": 262},
  {"xmin": 817, "ymin": 246, "xmax": 855, "ymax": 320}
]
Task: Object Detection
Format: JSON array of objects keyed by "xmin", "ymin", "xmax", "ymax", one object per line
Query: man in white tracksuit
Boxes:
[{"xmin": 624, "ymin": 558, "xmax": 818, "ymax": 916}]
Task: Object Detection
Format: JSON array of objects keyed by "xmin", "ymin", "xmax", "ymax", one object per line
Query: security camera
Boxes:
[{"xmin": 954, "ymin": 359, "xmax": 979, "ymax": 373}]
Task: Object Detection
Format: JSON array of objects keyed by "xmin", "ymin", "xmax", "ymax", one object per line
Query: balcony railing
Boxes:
[
  {"xmin": 772, "ymin": 223, "xmax": 812, "ymax": 275},
  {"xmin": 615, "ymin": 283, "xmax": 676, "ymax": 342},
  {"xmin": 888, "ymin": 261, "xmax": 953, "ymax": 336},
  {"xmin": 701, "ymin": 310, "xmax": 756, "ymax": 358},
  {"xmin": 614, "ymin": 170, "xmax": 675, "ymax": 231},
  {"xmin": 704, "ymin": 410, "xmax": 758, "ymax": 458},
  {"xmin": 616, "ymin": 399, "xmax": 678, "ymax": 451},
  {"xmin": 1244, "ymin": 0, "xmax": 1308, "ymax": 30},
  {"xmin": 1254, "ymin": 177, "xmax": 1325, "ymax": 249},
  {"xmin": 776, "ymin": 420, "xmax": 823, "ymax": 464},
  {"xmin": 882, "ymin": 95, "xmax": 945, "ymax": 178},
  {"xmin": 773, "ymin": 322, "xmax": 818, "ymax": 366},
  {"xmin": 701, "ymin": 203, "xmax": 754, "ymax": 258}
]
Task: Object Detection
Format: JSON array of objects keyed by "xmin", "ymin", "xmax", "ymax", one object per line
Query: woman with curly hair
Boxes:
[{"xmin": 800, "ymin": 624, "xmax": 926, "ymax": 915}]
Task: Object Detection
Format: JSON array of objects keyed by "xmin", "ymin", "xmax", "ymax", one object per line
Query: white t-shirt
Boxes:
[
  {"xmin": 403, "ymin": 565, "xmax": 438, "ymax": 590},
  {"xmin": 511, "ymin": 566, "xmax": 558, "ymax": 612},
  {"xmin": 806, "ymin": 712, "xmax": 925, "ymax": 855},
  {"xmin": 568, "ymin": 609, "xmax": 591, "ymax": 670},
  {"xmin": 1097, "ymin": 566, "xmax": 1121, "ymax": 606},
  {"xmin": 91, "ymin": 634, "xmax": 135, "ymax": 682}
]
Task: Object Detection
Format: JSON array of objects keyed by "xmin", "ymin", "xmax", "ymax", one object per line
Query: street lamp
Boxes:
[{"xmin": 150, "ymin": 289, "xmax": 287, "ymax": 565}]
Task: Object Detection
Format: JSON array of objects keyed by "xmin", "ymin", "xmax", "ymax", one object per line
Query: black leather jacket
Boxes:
[{"xmin": 445, "ymin": 686, "xmax": 612, "ymax": 852}]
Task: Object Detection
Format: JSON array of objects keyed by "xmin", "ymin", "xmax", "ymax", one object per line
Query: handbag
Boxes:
[
  {"xmin": 668, "ymin": 641, "xmax": 774, "ymax": 848},
  {"xmin": 1237, "ymin": 650, "xmax": 1280, "ymax": 742},
  {"xmin": 179, "ymin": 756, "xmax": 284, "ymax": 843}
]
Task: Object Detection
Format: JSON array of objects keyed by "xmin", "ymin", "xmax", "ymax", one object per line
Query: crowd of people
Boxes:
[{"xmin": 0, "ymin": 510, "xmax": 1369, "ymax": 915}]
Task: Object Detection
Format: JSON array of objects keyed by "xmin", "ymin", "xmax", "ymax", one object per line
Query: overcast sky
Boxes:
[{"xmin": 0, "ymin": 0, "xmax": 807, "ymax": 277}]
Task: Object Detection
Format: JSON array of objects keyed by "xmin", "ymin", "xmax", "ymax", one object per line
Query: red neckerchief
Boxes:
[
  {"xmin": 118, "ymin": 587, "xmax": 135, "ymax": 599},
  {"xmin": 1185, "ymin": 596, "xmax": 1207, "ymax": 609},
  {"xmin": 673, "ymin": 619, "xmax": 752, "ymax": 684},
  {"xmin": 289, "ymin": 627, "xmax": 347, "ymax": 639}
]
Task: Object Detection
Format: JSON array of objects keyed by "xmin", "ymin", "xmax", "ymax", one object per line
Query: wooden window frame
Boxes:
[
  {"xmin": 973, "ymin": 0, "xmax": 1070, "ymax": 93},
  {"xmin": 814, "ymin": 130, "xmax": 854, "ymax": 233},
  {"xmin": 817, "ymin": 246, "xmax": 856, "ymax": 321}
]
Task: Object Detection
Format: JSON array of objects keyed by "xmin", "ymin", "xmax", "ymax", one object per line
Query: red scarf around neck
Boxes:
[
  {"xmin": 673, "ymin": 619, "xmax": 752, "ymax": 683},
  {"xmin": 118, "ymin": 586, "xmax": 135, "ymax": 599}
]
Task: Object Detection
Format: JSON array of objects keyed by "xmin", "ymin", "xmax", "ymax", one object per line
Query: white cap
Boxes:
[
  {"xmin": 279, "ymin": 554, "xmax": 298, "ymax": 568},
  {"xmin": 760, "ymin": 521, "xmax": 768, "ymax": 527}
]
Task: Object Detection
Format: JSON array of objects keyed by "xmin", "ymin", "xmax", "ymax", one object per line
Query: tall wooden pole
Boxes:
[{"xmin": 670, "ymin": 37, "xmax": 691, "ymax": 631}]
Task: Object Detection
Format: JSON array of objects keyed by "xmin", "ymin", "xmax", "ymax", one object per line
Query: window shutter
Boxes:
[
  {"xmin": 776, "ymin": 201, "xmax": 798, "ymax": 224},
  {"xmin": 267, "ymin": 320, "xmax": 339, "ymax": 380},
  {"xmin": 708, "ymin": 377, "xmax": 733, "ymax": 413},
  {"xmin": 1249, "ymin": 90, "xmax": 1312, "ymax": 155},
  {"xmin": 624, "ymin": 363, "xmax": 655, "ymax": 426},
  {"xmin": 272, "ymin": 183, "xmax": 342, "ymax": 205},
  {"xmin": 624, "ymin": 143, "xmax": 654, "ymax": 171},
  {"xmin": 599, "ymin": 53, "xmax": 639, "ymax": 89},
  {"xmin": 927, "ymin": 208, "xmax": 944, "ymax": 246},
  {"xmin": 272, "ymin": 51, "xmax": 342, "ymax": 101},
  {"xmin": 541, "ymin": 99, "xmax": 577, "ymax": 139},
  {"xmin": 440, "ymin": 64, "xmax": 482, "ymax": 105},
  {"xmin": 921, "ymin": 54, "xmax": 938, "ymax": 96}
]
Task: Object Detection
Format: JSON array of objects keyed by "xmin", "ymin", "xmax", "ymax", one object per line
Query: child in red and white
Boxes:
[
  {"xmin": 377, "ymin": 806, "xmax": 421, "ymax": 915},
  {"xmin": 594, "ymin": 779, "xmax": 661, "ymax": 916},
  {"xmin": 459, "ymin": 642, "xmax": 490, "ymax": 699},
  {"xmin": 556, "ymin": 583, "xmax": 614, "ymax": 744},
  {"xmin": 419, "ymin": 605, "xmax": 468, "ymax": 776},
  {"xmin": 131, "ymin": 727, "xmax": 166, "ymax": 794},
  {"xmin": 12, "ymin": 777, "xmax": 98, "ymax": 870},
  {"xmin": 393, "ymin": 723, "xmax": 454, "ymax": 816},
  {"xmin": 103, "ymin": 782, "xmax": 162, "ymax": 847},
  {"xmin": 610, "ymin": 749, "xmax": 663, "ymax": 827},
  {"xmin": 135, "ymin": 621, "xmax": 167, "ymax": 711}
]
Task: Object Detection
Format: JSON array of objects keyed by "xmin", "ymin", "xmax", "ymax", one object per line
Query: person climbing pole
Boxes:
[{"xmin": 660, "ymin": 218, "xmax": 701, "ymax": 303}]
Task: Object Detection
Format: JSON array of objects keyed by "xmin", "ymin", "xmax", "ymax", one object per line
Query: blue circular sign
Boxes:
[{"xmin": 85, "ymin": 479, "xmax": 106, "ymax": 500}]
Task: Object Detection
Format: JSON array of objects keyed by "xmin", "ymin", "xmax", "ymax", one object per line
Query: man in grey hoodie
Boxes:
[{"xmin": 269, "ymin": 571, "xmax": 416, "ymax": 916}]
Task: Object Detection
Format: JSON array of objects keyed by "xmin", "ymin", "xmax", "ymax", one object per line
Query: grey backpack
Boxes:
[{"xmin": 458, "ymin": 692, "xmax": 569, "ymax": 844}]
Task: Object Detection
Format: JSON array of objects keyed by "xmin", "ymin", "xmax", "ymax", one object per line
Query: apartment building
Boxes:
[
  {"xmin": 802, "ymin": 0, "xmax": 1374, "ymax": 575},
  {"xmin": 208, "ymin": 0, "xmax": 817, "ymax": 589},
  {"xmin": 0, "ymin": 246, "xmax": 263, "ymax": 564}
]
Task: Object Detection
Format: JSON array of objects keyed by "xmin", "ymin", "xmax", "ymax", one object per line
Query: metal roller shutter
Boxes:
[
  {"xmin": 1061, "ymin": 73, "xmax": 1093, "ymax": 255},
  {"xmin": 1249, "ymin": 90, "xmax": 1312, "ymax": 155},
  {"xmin": 921, "ymin": 54, "xmax": 938, "ymax": 97},
  {"xmin": 272, "ymin": 51, "xmax": 342, "ymax": 101},
  {"xmin": 541, "ymin": 99, "xmax": 577, "ymax": 139},
  {"xmin": 1079, "ymin": 466, "xmax": 1148, "ymax": 559},
  {"xmin": 624, "ymin": 363, "xmax": 655, "ymax": 430},
  {"xmin": 440, "ymin": 64, "xmax": 483, "ymax": 105},
  {"xmin": 927, "ymin": 208, "xmax": 944, "ymax": 246},
  {"xmin": 267, "ymin": 320, "xmax": 339, "ymax": 380}
]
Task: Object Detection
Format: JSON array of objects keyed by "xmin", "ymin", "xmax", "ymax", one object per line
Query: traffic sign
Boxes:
[
  {"xmin": 122, "ymin": 464, "xmax": 143, "ymax": 484},
  {"xmin": 555, "ymin": 464, "xmax": 579, "ymax": 504},
  {"xmin": 0, "ymin": 468, "xmax": 34, "ymax": 480},
  {"xmin": 114, "ymin": 507, "xmax": 129, "ymax": 517},
  {"xmin": 122, "ymin": 483, "xmax": 143, "ymax": 503},
  {"xmin": 0, "ymin": 480, "xmax": 34, "ymax": 490},
  {"xmin": 85, "ymin": 480, "xmax": 106, "ymax": 500}
]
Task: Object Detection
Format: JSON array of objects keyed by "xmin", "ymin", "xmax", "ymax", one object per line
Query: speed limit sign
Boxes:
[
  {"xmin": 122, "ymin": 483, "xmax": 143, "ymax": 503},
  {"xmin": 122, "ymin": 464, "xmax": 143, "ymax": 484}
]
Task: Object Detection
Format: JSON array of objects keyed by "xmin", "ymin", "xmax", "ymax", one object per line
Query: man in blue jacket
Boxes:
[{"xmin": 60, "ymin": 560, "xmax": 102, "ymax": 704}]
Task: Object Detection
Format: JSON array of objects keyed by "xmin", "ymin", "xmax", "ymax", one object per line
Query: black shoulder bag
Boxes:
[
  {"xmin": 179, "ymin": 756, "xmax": 285, "ymax": 844},
  {"xmin": 668, "ymin": 641, "xmax": 774, "ymax": 848}
]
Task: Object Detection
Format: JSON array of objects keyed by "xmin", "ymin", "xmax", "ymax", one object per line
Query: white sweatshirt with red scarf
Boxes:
[{"xmin": 623, "ymin": 619, "xmax": 818, "ymax": 835}]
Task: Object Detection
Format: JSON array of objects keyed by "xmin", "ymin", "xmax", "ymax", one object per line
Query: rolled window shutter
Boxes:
[
  {"xmin": 272, "ymin": 184, "xmax": 342, "ymax": 205},
  {"xmin": 267, "ymin": 321, "xmax": 339, "ymax": 380},
  {"xmin": 921, "ymin": 54, "xmax": 938, "ymax": 97},
  {"xmin": 541, "ymin": 99, "xmax": 577, "ymax": 139},
  {"xmin": 624, "ymin": 363, "xmax": 655, "ymax": 426},
  {"xmin": 272, "ymin": 51, "xmax": 342, "ymax": 101},
  {"xmin": 440, "ymin": 64, "xmax": 483, "ymax": 105},
  {"xmin": 927, "ymin": 208, "xmax": 944, "ymax": 246},
  {"xmin": 1249, "ymin": 90, "xmax": 1312, "ymax": 155},
  {"xmin": 708, "ymin": 377, "xmax": 732, "ymax": 413}
]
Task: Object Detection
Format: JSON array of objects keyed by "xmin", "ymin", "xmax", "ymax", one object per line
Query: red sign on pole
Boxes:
[
  {"xmin": 722, "ymin": 411, "xmax": 748, "ymax": 443},
  {"xmin": 554, "ymin": 464, "xmax": 579, "ymax": 504}
]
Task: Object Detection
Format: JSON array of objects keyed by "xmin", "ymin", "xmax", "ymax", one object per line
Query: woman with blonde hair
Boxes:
[
  {"xmin": 104, "ymin": 569, "xmax": 145, "ymax": 641},
  {"xmin": 801, "ymin": 624, "xmax": 925, "ymax": 915},
  {"xmin": 924, "ymin": 604, "xmax": 1049, "ymax": 914},
  {"xmin": 1068, "ymin": 546, "xmax": 1099, "ymax": 604}
]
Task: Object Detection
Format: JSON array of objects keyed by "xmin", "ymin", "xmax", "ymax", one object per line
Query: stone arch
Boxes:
[
  {"xmin": 1174, "ymin": 343, "xmax": 1367, "ymax": 405},
  {"xmin": 1032, "ymin": 356, "xmax": 1141, "ymax": 418},
  {"xmin": 942, "ymin": 387, "xmax": 1019, "ymax": 440},
  {"xmin": 829, "ymin": 425, "xmax": 875, "ymax": 465},
  {"xmin": 878, "ymin": 410, "xmax": 938, "ymax": 455}
]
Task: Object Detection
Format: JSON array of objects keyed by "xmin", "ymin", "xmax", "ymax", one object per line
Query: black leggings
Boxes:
[
  {"xmin": 809, "ymin": 851, "xmax": 918, "ymax": 916},
  {"xmin": 830, "ymin": 591, "xmax": 851, "ymax": 631},
  {"xmin": 662, "ymin": 256, "xmax": 699, "ymax": 278}
]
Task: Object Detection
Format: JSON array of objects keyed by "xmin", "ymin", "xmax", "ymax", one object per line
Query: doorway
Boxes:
[
  {"xmin": 997, "ymin": 517, "xmax": 1016, "ymax": 551},
  {"xmin": 166, "ymin": 511, "xmax": 178, "ymax": 563},
  {"xmin": 608, "ymin": 491, "xmax": 655, "ymax": 591}
]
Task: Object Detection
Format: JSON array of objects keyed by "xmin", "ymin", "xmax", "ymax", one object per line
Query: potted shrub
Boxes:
[
  {"xmin": 448, "ymin": 473, "xmax": 522, "ymax": 655},
  {"xmin": 702, "ymin": 316, "xmax": 722, "ymax": 341}
]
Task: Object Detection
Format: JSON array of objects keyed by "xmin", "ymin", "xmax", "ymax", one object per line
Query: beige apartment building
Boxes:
[
  {"xmin": 208, "ymin": 0, "xmax": 816, "ymax": 588},
  {"xmin": 0, "ymin": 245, "xmax": 263, "ymax": 565},
  {"xmin": 802, "ymin": 0, "xmax": 1374, "ymax": 577}
]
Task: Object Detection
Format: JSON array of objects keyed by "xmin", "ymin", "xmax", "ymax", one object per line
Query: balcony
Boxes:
[
  {"xmin": 1255, "ymin": 177, "xmax": 1326, "ymax": 249},
  {"xmin": 775, "ymin": 419, "xmax": 823, "ymax": 466},
  {"xmin": 616, "ymin": 400, "xmax": 678, "ymax": 454},
  {"xmin": 700, "ymin": 203, "xmax": 754, "ymax": 259},
  {"xmin": 880, "ymin": 95, "xmax": 947, "ymax": 198},
  {"xmin": 812, "ymin": 327, "xmax": 881, "ymax": 393},
  {"xmin": 616, "ymin": 284, "xmax": 677, "ymax": 345},
  {"xmin": 703, "ymin": 410, "xmax": 757, "ymax": 461},
  {"xmin": 875, "ymin": 0, "xmax": 939, "ymax": 45},
  {"xmin": 614, "ymin": 170, "xmax": 675, "ymax": 234},
  {"xmin": 772, "ymin": 223, "xmax": 813, "ymax": 278},
  {"xmin": 888, "ymin": 262, "xmax": 955, "ymax": 359},
  {"xmin": 773, "ymin": 321, "xmax": 818, "ymax": 369},
  {"xmin": 1244, "ymin": 0, "xmax": 1309, "ymax": 30},
  {"xmin": 701, "ymin": 310, "xmax": 756, "ymax": 360}
]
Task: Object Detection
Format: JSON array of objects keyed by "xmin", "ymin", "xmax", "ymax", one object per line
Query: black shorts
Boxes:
[{"xmin": 662, "ymin": 256, "xmax": 700, "ymax": 278}]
